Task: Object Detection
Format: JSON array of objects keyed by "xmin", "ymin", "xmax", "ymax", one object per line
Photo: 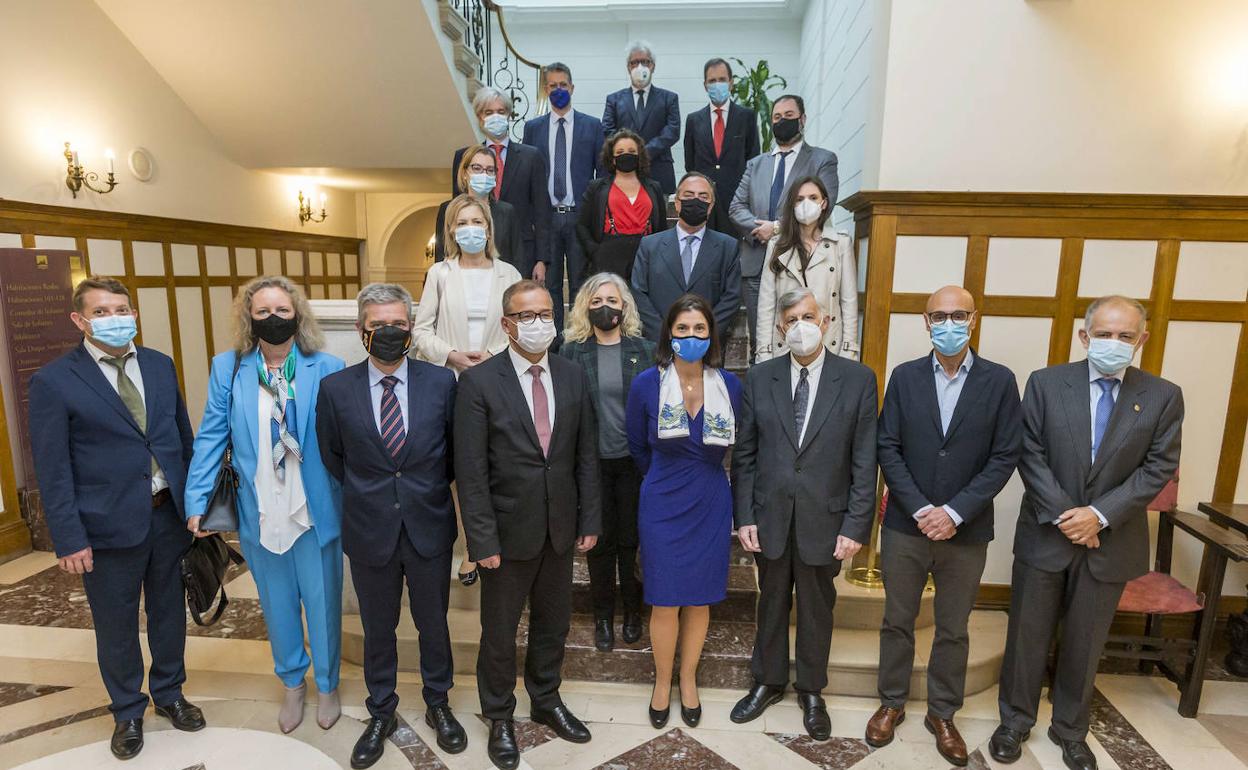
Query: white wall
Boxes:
[{"xmin": 0, "ymin": 0, "xmax": 358, "ymax": 237}]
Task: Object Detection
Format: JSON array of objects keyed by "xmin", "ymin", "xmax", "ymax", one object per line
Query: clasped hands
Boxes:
[
  {"xmin": 915, "ymin": 506, "xmax": 957, "ymax": 541},
  {"xmin": 476, "ymin": 534, "xmax": 598, "ymax": 571},
  {"xmin": 736, "ymin": 525, "xmax": 862, "ymax": 561},
  {"xmin": 1056, "ymin": 506, "xmax": 1103, "ymax": 548}
]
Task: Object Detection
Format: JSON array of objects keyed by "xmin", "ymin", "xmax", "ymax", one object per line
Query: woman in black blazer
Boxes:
[
  {"xmin": 576, "ymin": 129, "xmax": 669, "ymax": 283},
  {"xmin": 434, "ymin": 144, "xmax": 525, "ymax": 266}
]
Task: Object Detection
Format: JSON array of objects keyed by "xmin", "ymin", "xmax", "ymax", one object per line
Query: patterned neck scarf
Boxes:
[{"xmin": 257, "ymin": 349, "xmax": 301, "ymax": 480}]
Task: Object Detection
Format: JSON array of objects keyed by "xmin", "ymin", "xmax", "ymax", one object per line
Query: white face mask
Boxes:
[
  {"xmin": 794, "ymin": 199, "xmax": 824, "ymax": 225},
  {"xmin": 512, "ymin": 318, "xmax": 557, "ymax": 354},
  {"xmin": 482, "ymin": 113, "xmax": 509, "ymax": 140},
  {"xmin": 630, "ymin": 65, "xmax": 651, "ymax": 88},
  {"xmin": 784, "ymin": 320, "xmax": 824, "ymax": 357}
]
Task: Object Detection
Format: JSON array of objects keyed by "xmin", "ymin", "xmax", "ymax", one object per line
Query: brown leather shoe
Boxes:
[
  {"xmin": 925, "ymin": 713, "xmax": 968, "ymax": 767},
  {"xmin": 865, "ymin": 705, "xmax": 905, "ymax": 747}
]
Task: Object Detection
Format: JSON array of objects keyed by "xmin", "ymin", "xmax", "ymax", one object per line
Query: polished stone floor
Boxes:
[{"xmin": 0, "ymin": 551, "xmax": 1244, "ymax": 769}]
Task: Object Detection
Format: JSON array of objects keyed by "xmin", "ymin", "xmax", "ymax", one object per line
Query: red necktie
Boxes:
[
  {"xmin": 713, "ymin": 108, "xmax": 725, "ymax": 158},
  {"xmin": 492, "ymin": 143, "xmax": 505, "ymax": 200},
  {"xmin": 528, "ymin": 365, "xmax": 551, "ymax": 456}
]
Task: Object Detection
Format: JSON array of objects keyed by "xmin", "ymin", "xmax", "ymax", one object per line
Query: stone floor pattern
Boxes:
[{"xmin": 0, "ymin": 551, "xmax": 1244, "ymax": 769}]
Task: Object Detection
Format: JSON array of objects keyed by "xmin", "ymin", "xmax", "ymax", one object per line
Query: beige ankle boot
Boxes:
[
  {"xmin": 317, "ymin": 689, "xmax": 340, "ymax": 729},
  {"xmin": 278, "ymin": 682, "xmax": 306, "ymax": 733}
]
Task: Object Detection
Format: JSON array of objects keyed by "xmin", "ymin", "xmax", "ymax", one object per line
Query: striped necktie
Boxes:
[{"xmin": 379, "ymin": 375, "xmax": 406, "ymax": 458}]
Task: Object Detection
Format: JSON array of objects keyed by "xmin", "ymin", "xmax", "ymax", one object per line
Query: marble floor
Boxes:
[{"xmin": 0, "ymin": 551, "xmax": 1245, "ymax": 770}]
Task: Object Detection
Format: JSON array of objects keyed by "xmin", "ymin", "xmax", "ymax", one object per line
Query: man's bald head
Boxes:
[{"xmin": 926, "ymin": 285, "xmax": 975, "ymax": 315}]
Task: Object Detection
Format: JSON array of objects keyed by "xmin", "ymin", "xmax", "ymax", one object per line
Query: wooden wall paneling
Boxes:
[
  {"xmin": 861, "ymin": 214, "xmax": 899, "ymax": 404},
  {"xmin": 228, "ymin": 246, "xmax": 240, "ymax": 292},
  {"xmin": 120, "ymin": 240, "xmax": 143, "ymax": 347},
  {"xmin": 1213, "ymin": 319, "xmax": 1248, "ymax": 502},
  {"xmin": 1049, "ymin": 238, "xmax": 1085, "ymax": 364},
  {"xmin": 1141, "ymin": 239, "xmax": 1180, "ymax": 375},
  {"xmin": 197, "ymin": 244, "xmax": 215, "ymax": 360},
  {"xmin": 963, "ymin": 235, "xmax": 989, "ymax": 349},
  {"xmin": 160, "ymin": 242, "xmax": 185, "ymax": 392},
  {"xmin": 19, "ymin": 234, "xmax": 34, "ymax": 248}
]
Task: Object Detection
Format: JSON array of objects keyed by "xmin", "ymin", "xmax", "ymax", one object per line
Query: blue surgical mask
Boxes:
[
  {"xmin": 1087, "ymin": 338, "xmax": 1135, "ymax": 375},
  {"xmin": 90, "ymin": 314, "xmax": 138, "ymax": 348},
  {"xmin": 671, "ymin": 335, "xmax": 710, "ymax": 362},
  {"xmin": 454, "ymin": 225, "xmax": 488, "ymax": 255},
  {"xmin": 707, "ymin": 81, "xmax": 731, "ymax": 105},
  {"xmin": 930, "ymin": 319, "xmax": 971, "ymax": 357},
  {"xmin": 468, "ymin": 173, "xmax": 496, "ymax": 196},
  {"xmin": 549, "ymin": 87, "xmax": 571, "ymax": 110},
  {"xmin": 482, "ymin": 113, "xmax": 509, "ymax": 139}
]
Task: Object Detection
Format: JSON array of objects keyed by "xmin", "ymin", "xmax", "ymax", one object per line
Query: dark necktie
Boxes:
[
  {"xmin": 635, "ymin": 89, "xmax": 646, "ymax": 119},
  {"xmin": 794, "ymin": 367, "xmax": 810, "ymax": 443},
  {"xmin": 553, "ymin": 117, "xmax": 568, "ymax": 203},
  {"xmin": 379, "ymin": 375, "xmax": 406, "ymax": 458},
  {"xmin": 768, "ymin": 150, "xmax": 793, "ymax": 221},
  {"xmin": 528, "ymin": 365, "xmax": 551, "ymax": 456},
  {"xmin": 1092, "ymin": 377, "xmax": 1116, "ymax": 460}
]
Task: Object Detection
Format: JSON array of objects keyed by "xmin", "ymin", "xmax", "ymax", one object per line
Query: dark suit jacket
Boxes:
[
  {"xmin": 630, "ymin": 226, "xmax": 742, "ymax": 342},
  {"xmin": 433, "ymin": 197, "xmax": 525, "ymax": 267},
  {"xmin": 521, "ymin": 110, "xmax": 604, "ymax": 204},
  {"xmin": 453, "ymin": 350, "xmax": 602, "ymax": 562},
  {"xmin": 451, "ymin": 142, "xmax": 552, "ymax": 270},
  {"xmin": 575, "ymin": 175, "xmax": 669, "ymax": 268},
  {"xmin": 731, "ymin": 352, "xmax": 878, "ymax": 567},
  {"xmin": 28, "ymin": 344, "xmax": 195, "ymax": 557},
  {"xmin": 1016, "ymin": 361, "xmax": 1183, "ymax": 583},
  {"xmin": 559, "ymin": 336, "xmax": 656, "ymax": 406},
  {"xmin": 602, "ymin": 86, "xmax": 681, "ymax": 193},
  {"xmin": 316, "ymin": 359, "xmax": 457, "ymax": 567},
  {"xmin": 877, "ymin": 352, "xmax": 1022, "ymax": 544},
  {"xmin": 684, "ymin": 103, "xmax": 760, "ymax": 230}
]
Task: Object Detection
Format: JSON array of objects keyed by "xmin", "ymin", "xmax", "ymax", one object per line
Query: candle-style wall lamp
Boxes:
[
  {"xmin": 298, "ymin": 190, "xmax": 328, "ymax": 226},
  {"xmin": 64, "ymin": 142, "xmax": 118, "ymax": 198}
]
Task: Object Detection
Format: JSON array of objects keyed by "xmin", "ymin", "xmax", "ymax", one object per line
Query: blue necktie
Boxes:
[
  {"xmin": 1092, "ymin": 377, "xmax": 1116, "ymax": 460},
  {"xmin": 768, "ymin": 151, "xmax": 793, "ymax": 220},
  {"xmin": 380, "ymin": 375, "xmax": 406, "ymax": 458},
  {"xmin": 553, "ymin": 117, "xmax": 568, "ymax": 204}
]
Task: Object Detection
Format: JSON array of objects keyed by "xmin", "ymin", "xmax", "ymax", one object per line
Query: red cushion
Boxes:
[
  {"xmin": 1118, "ymin": 571, "xmax": 1202, "ymax": 615},
  {"xmin": 1147, "ymin": 476, "xmax": 1179, "ymax": 512}
]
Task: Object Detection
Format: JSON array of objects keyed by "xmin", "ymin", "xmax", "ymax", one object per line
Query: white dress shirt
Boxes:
[
  {"xmin": 368, "ymin": 357, "xmax": 409, "ymax": 435},
  {"xmin": 509, "ymin": 346, "xmax": 555, "ymax": 424},
  {"xmin": 255, "ymin": 383, "xmax": 311, "ymax": 554},
  {"xmin": 789, "ymin": 347, "xmax": 825, "ymax": 446},
  {"xmin": 634, "ymin": 84, "xmax": 652, "ymax": 112},
  {"xmin": 676, "ymin": 224, "xmax": 707, "ymax": 273},
  {"xmin": 83, "ymin": 339, "xmax": 169, "ymax": 494},
  {"xmin": 547, "ymin": 109, "xmax": 575, "ymax": 206},
  {"xmin": 1085, "ymin": 363, "xmax": 1123, "ymax": 529},
  {"xmin": 913, "ymin": 350, "xmax": 975, "ymax": 527},
  {"xmin": 771, "ymin": 140, "xmax": 804, "ymax": 191}
]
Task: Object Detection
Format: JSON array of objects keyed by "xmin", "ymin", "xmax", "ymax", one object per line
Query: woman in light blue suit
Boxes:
[{"xmin": 184, "ymin": 275, "xmax": 345, "ymax": 734}]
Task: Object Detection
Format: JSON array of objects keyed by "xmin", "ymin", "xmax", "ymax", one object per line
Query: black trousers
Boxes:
[
  {"xmin": 750, "ymin": 527, "xmax": 838, "ymax": 693},
  {"xmin": 587, "ymin": 456, "xmax": 642, "ymax": 621},
  {"xmin": 477, "ymin": 539, "xmax": 573, "ymax": 720},
  {"xmin": 546, "ymin": 209, "xmax": 587, "ymax": 337},
  {"xmin": 81, "ymin": 498, "xmax": 192, "ymax": 721},
  {"xmin": 350, "ymin": 525, "xmax": 453, "ymax": 717}
]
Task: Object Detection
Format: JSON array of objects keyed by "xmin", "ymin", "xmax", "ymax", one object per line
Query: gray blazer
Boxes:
[
  {"xmin": 630, "ymin": 227, "xmax": 742, "ymax": 342},
  {"xmin": 731, "ymin": 352, "xmax": 878, "ymax": 567},
  {"xmin": 728, "ymin": 143, "xmax": 839, "ymax": 278},
  {"xmin": 1016, "ymin": 360, "xmax": 1183, "ymax": 583}
]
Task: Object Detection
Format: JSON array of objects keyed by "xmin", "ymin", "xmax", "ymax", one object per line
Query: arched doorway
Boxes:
[{"xmin": 381, "ymin": 204, "xmax": 440, "ymax": 296}]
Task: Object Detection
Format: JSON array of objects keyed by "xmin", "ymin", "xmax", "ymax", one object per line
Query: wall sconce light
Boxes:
[
  {"xmin": 64, "ymin": 142, "xmax": 118, "ymax": 198},
  {"xmin": 298, "ymin": 190, "xmax": 328, "ymax": 226}
]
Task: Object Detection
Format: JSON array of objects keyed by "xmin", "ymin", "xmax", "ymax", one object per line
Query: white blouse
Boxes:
[
  {"xmin": 462, "ymin": 267, "xmax": 492, "ymax": 352},
  {"xmin": 255, "ymin": 384, "xmax": 311, "ymax": 554}
]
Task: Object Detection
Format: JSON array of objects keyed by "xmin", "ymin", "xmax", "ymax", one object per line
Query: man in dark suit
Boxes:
[
  {"xmin": 866, "ymin": 286, "xmax": 1022, "ymax": 766},
  {"xmin": 684, "ymin": 57, "xmax": 760, "ymax": 234},
  {"xmin": 316, "ymin": 284, "xmax": 466, "ymax": 768},
  {"xmin": 729, "ymin": 286, "xmax": 877, "ymax": 740},
  {"xmin": 451, "ymin": 86, "xmax": 552, "ymax": 281},
  {"xmin": 28, "ymin": 276, "xmax": 205, "ymax": 760},
  {"xmin": 631, "ymin": 172, "xmax": 741, "ymax": 342},
  {"xmin": 992, "ymin": 295, "xmax": 1183, "ymax": 770},
  {"xmin": 602, "ymin": 40, "xmax": 681, "ymax": 194},
  {"xmin": 521, "ymin": 62, "xmax": 604, "ymax": 337},
  {"xmin": 729, "ymin": 94, "xmax": 838, "ymax": 357},
  {"xmin": 454, "ymin": 280, "xmax": 601, "ymax": 770}
]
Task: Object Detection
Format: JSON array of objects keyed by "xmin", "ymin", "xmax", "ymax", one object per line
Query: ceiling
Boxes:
[{"xmin": 92, "ymin": 0, "xmax": 474, "ymax": 190}]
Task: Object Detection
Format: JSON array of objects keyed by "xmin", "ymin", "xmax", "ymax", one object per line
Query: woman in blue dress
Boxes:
[{"xmin": 626, "ymin": 293, "xmax": 742, "ymax": 730}]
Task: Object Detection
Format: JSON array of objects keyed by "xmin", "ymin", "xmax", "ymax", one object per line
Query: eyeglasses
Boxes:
[
  {"xmin": 505, "ymin": 310, "xmax": 555, "ymax": 325},
  {"xmin": 629, "ymin": 58, "xmax": 654, "ymax": 68},
  {"xmin": 468, "ymin": 164, "xmax": 496, "ymax": 175},
  {"xmin": 927, "ymin": 311, "xmax": 972, "ymax": 324}
]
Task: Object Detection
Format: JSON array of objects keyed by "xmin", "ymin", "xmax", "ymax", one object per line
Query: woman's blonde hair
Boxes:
[
  {"xmin": 231, "ymin": 275, "xmax": 325, "ymax": 353},
  {"xmin": 564, "ymin": 272, "xmax": 644, "ymax": 344},
  {"xmin": 443, "ymin": 194, "xmax": 499, "ymax": 261}
]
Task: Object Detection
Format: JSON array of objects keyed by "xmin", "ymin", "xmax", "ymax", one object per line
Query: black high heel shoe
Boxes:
[
  {"xmin": 648, "ymin": 686, "xmax": 670, "ymax": 729},
  {"xmin": 680, "ymin": 698, "xmax": 702, "ymax": 728},
  {"xmin": 458, "ymin": 565, "xmax": 479, "ymax": 587}
]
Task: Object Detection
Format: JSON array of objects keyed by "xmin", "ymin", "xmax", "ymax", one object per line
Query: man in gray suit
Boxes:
[
  {"xmin": 631, "ymin": 172, "xmax": 742, "ymax": 342},
  {"xmin": 992, "ymin": 295, "xmax": 1183, "ymax": 770},
  {"xmin": 729, "ymin": 287, "xmax": 876, "ymax": 740},
  {"xmin": 728, "ymin": 94, "xmax": 838, "ymax": 357}
]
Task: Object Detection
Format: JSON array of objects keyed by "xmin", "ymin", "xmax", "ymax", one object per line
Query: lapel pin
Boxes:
[{"xmin": 1133, "ymin": 404, "xmax": 1141, "ymax": 412}]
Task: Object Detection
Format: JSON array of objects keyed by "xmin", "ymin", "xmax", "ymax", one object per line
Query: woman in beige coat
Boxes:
[{"xmin": 755, "ymin": 176, "xmax": 859, "ymax": 362}]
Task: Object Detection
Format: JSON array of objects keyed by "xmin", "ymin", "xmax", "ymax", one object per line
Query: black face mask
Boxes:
[
  {"xmin": 772, "ymin": 116, "xmax": 802, "ymax": 145},
  {"xmin": 363, "ymin": 325, "xmax": 411, "ymax": 363},
  {"xmin": 252, "ymin": 314, "xmax": 299, "ymax": 345},
  {"xmin": 588, "ymin": 305, "xmax": 623, "ymax": 331},
  {"xmin": 613, "ymin": 152, "xmax": 640, "ymax": 173},
  {"xmin": 678, "ymin": 198, "xmax": 710, "ymax": 227}
]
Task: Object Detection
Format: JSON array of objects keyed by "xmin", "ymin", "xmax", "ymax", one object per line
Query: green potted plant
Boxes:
[{"xmin": 731, "ymin": 58, "xmax": 788, "ymax": 152}]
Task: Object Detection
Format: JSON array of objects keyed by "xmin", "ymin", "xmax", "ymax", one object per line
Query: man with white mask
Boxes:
[
  {"xmin": 602, "ymin": 40, "xmax": 681, "ymax": 194},
  {"xmin": 454, "ymin": 280, "xmax": 602, "ymax": 770}
]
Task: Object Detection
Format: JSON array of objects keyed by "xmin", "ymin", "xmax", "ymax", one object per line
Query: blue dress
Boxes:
[{"xmin": 626, "ymin": 366, "xmax": 743, "ymax": 607}]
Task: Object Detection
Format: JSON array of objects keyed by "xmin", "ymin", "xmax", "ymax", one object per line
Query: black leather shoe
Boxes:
[
  {"xmin": 154, "ymin": 698, "xmax": 206, "ymax": 731},
  {"xmin": 1049, "ymin": 727, "xmax": 1098, "ymax": 770},
  {"xmin": 799, "ymin": 693, "xmax": 831, "ymax": 741},
  {"xmin": 989, "ymin": 724, "xmax": 1031, "ymax": 764},
  {"xmin": 730, "ymin": 683, "xmax": 785, "ymax": 724},
  {"xmin": 649, "ymin": 685, "xmax": 670, "ymax": 729},
  {"xmin": 488, "ymin": 719, "xmax": 520, "ymax": 770},
  {"xmin": 530, "ymin": 704, "xmax": 591, "ymax": 743},
  {"xmin": 680, "ymin": 700, "xmax": 702, "ymax": 728},
  {"xmin": 425, "ymin": 705, "xmax": 467, "ymax": 754},
  {"xmin": 458, "ymin": 568, "xmax": 479, "ymax": 587},
  {"xmin": 350, "ymin": 714, "xmax": 397, "ymax": 769},
  {"xmin": 622, "ymin": 612, "xmax": 643, "ymax": 644},
  {"xmin": 110, "ymin": 719, "xmax": 143, "ymax": 760},
  {"xmin": 594, "ymin": 618, "xmax": 614, "ymax": 652}
]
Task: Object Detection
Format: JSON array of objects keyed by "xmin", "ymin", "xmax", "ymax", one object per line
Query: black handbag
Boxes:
[
  {"xmin": 199, "ymin": 353, "xmax": 242, "ymax": 532},
  {"xmin": 180, "ymin": 534, "xmax": 244, "ymax": 626}
]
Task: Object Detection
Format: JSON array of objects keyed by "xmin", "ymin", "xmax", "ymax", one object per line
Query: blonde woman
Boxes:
[
  {"xmin": 755, "ymin": 176, "xmax": 859, "ymax": 362},
  {"xmin": 559, "ymin": 273, "xmax": 655, "ymax": 652},
  {"xmin": 184, "ymin": 276, "xmax": 345, "ymax": 734}
]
